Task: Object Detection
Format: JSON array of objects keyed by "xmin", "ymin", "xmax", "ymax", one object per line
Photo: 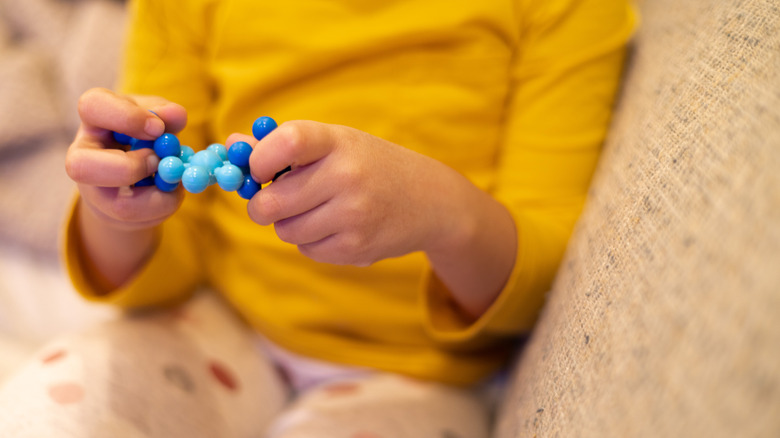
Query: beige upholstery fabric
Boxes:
[{"xmin": 494, "ymin": 0, "xmax": 780, "ymax": 437}]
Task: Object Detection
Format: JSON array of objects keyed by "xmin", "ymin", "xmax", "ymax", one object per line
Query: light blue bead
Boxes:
[
  {"xmin": 190, "ymin": 149, "xmax": 223, "ymax": 174},
  {"xmin": 252, "ymin": 116, "xmax": 278, "ymax": 141},
  {"xmin": 179, "ymin": 145, "xmax": 195, "ymax": 163},
  {"xmin": 181, "ymin": 165, "xmax": 211, "ymax": 193},
  {"xmin": 154, "ymin": 133, "xmax": 181, "ymax": 158},
  {"xmin": 214, "ymin": 164, "xmax": 245, "ymax": 191},
  {"xmin": 207, "ymin": 143, "xmax": 228, "ymax": 161},
  {"xmin": 158, "ymin": 156, "xmax": 185, "ymax": 184}
]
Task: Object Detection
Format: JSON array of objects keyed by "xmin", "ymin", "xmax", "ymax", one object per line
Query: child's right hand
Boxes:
[{"xmin": 66, "ymin": 88, "xmax": 188, "ymax": 231}]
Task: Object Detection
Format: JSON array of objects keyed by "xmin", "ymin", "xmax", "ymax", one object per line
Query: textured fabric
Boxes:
[
  {"xmin": 267, "ymin": 374, "xmax": 490, "ymax": 438},
  {"xmin": 0, "ymin": 0, "xmax": 126, "ymax": 255},
  {"xmin": 0, "ymin": 293, "xmax": 289, "ymax": 437},
  {"xmin": 494, "ymin": 0, "xmax": 780, "ymax": 437},
  {"xmin": 256, "ymin": 336, "xmax": 372, "ymax": 393},
  {"xmin": 63, "ymin": 0, "xmax": 636, "ymax": 386},
  {"xmin": 0, "ymin": 293, "xmax": 491, "ymax": 438}
]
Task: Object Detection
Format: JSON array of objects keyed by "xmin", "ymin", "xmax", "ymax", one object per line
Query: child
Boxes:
[{"xmin": 2, "ymin": 0, "xmax": 636, "ymax": 436}]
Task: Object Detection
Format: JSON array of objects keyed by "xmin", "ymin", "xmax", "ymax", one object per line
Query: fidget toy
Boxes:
[{"xmin": 114, "ymin": 116, "xmax": 278, "ymax": 200}]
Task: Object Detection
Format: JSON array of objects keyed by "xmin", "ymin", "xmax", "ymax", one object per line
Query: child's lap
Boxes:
[{"xmin": 0, "ymin": 291, "xmax": 490, "ymax": 438}]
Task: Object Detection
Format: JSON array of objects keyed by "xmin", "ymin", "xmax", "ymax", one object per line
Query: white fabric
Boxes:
[{"xmin": 256, "ymin": 336, "xmax": 372, "ymax": 394}]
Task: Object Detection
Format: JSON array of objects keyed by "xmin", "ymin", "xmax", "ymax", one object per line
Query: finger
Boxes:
[
  {"xmin": 225, "ymin": 133, "xmax": 257, "ymax": 148},
  {"xmin": 78, "ymin": 88, "xmax": 187, "ymax": 142},
  {"xmin": 66, "ymin": 144, "xmax": 159, "ymax": 187},
  {"xmin": 297, "ymin": 234, "xmax": 340, "ymax": 263},
  {"xmin": 272, "ymin": 201, "xmax": 336, "ymax": 246},
  {"xmin": 249, "ymin": 120, "xmax": 338, "ymax": 184},
  {"xmin": 78, "ymin": 88, "xmax": 164, "ymax": 141},
  {"xmin": 79, "ymin": 184, "xmax": 183, "ymax": 229},
  {"xmin": 297, "ymin": 233, "xmax": 373, "ymax": 267},
  {"xmin": 131, "ymin": 95, "xmax": 188, "ymax": 134},
  {"xmin": 246, "ymin": 160, "xmax": 333, "ymax": 225}
]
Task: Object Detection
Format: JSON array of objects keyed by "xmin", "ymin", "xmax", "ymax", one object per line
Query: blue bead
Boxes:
[
  {"xmin": 207, "ymin": 143, "xmax": 228, "ymax": 161},
  {"xmin": 130, "ymin": 138, "xmax": 155, "ymax": 150},
  {"xmin": 158, "ymin": 156, "xmax": 185, "ymax": 184},
  {"xmin": 154, "ymin": 133, "xmax": 181, "ymax": 158},
  {"xmin": 113, "ymin": 132, "xmax": 133, "ymax": 145},
  {"xmin": 252, "ymin": 116, "xmax": 277, "ymax": 141},
  {"xmin": 179, "ymin": 145, "xmax": 194, "ymax": 163},
  {"xmin": 228, "ymin": 141, "xmax": 252, "ymax": 167},
  {"xmin": 154, "ymin": 172, "xmax": 179, "ymax": 192},
  {"xmin": 214, "ymin": 164, "xmax": 245, "ymax": 191},
  {"xmin": 134, "ymin": 175, "xmax": 155, "ymax": 187},
  {"xmin": 181, "ymin": 165, "xmax": 211, "ymax": 193},
  {"xmin": 237, "ymin": 174, "xmax": 261, "ymax": 200},
  {"xmin": 190, "ymin": 149, "xmax": 223, "ymax": 174}
]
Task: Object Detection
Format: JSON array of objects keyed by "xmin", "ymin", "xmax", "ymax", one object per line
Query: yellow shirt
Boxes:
[{"xmin": 65, "ymin": 0, "xmax": 636, "ymax": 385}]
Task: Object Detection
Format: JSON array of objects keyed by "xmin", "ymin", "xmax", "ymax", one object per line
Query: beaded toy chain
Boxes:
[{"xmin": 113, "ymin": 116, "xmax": 278, "ymax": 200}]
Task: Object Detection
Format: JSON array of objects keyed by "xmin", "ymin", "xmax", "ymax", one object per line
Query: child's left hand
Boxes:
[{"xmin": 230, "ymin": 120, "xmax": 476, "ymax": 267}]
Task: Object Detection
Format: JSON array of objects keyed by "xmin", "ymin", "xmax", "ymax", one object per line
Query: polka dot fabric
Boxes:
[
  {"xmin": 0, "ymin": 293, "xmax": 288, "ymax": 437},
  {"xmin": 0, "ymin": 293, "xmax": 489, "ymax": 437}
]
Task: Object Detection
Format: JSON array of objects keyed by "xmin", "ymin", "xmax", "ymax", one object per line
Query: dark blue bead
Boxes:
[
  {"xmin": 228, "ymin": 141, "xmax": 253, "ymax": 167},
  {"xmin": 154, "ymin": 133, "xmax": 181, "ymax": 158},
  {"xmin": 252, "ymin": 116, "xmax": 277, "ymax": 141},
  {"xmin": 113, "ymin": 131, "xmax": 133, "ymax": 145},
  {"xmin": 134, "ymin": 175, "xmax": 155, "ymax": 187},
  {"xmin": 130, "ymin": 138, "xmax": 155, "ymax": 150},
  {"xmin": 154, "ymin": 172, "xmax": 179, "ymax": 192},
  {"xmin": 237, "ymin": 175, "xmax": 261, "ymax": 200}
]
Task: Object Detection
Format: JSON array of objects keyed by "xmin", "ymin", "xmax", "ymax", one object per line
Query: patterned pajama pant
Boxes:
[{"xmin": 0, "ymin": 293, "xmax": 492, "ymax": 438}]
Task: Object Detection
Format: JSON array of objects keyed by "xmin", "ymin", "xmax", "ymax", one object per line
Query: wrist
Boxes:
[
  {"xmin": 75, "ymin": 198, "xmax": 161, "ymax": 292},
  {"xmin": 420, "ymin": 170, "xmax": 517, "ymax": 319},
  {"xmin": 419, "ymin": 165, "xmax": 483, "ymax": 258}
]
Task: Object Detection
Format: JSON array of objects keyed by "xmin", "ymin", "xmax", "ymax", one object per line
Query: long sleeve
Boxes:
[{"xmin": 424, "ymin": 0, "xmax": 638, "ymax": 346}]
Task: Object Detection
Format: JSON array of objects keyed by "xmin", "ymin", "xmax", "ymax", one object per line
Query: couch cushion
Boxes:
[{"xmin": 494, "ymin": 0, "xmax": 780, "ymax": 436}]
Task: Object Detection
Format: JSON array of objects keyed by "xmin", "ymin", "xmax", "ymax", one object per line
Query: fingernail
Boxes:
[
  {"xmin": 144, "ymin": 116, "xmax": 165, "ymax": 137},
  {"xmin": 146, "ymin": 154, "xmax": 160, "ymax": 174}
]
